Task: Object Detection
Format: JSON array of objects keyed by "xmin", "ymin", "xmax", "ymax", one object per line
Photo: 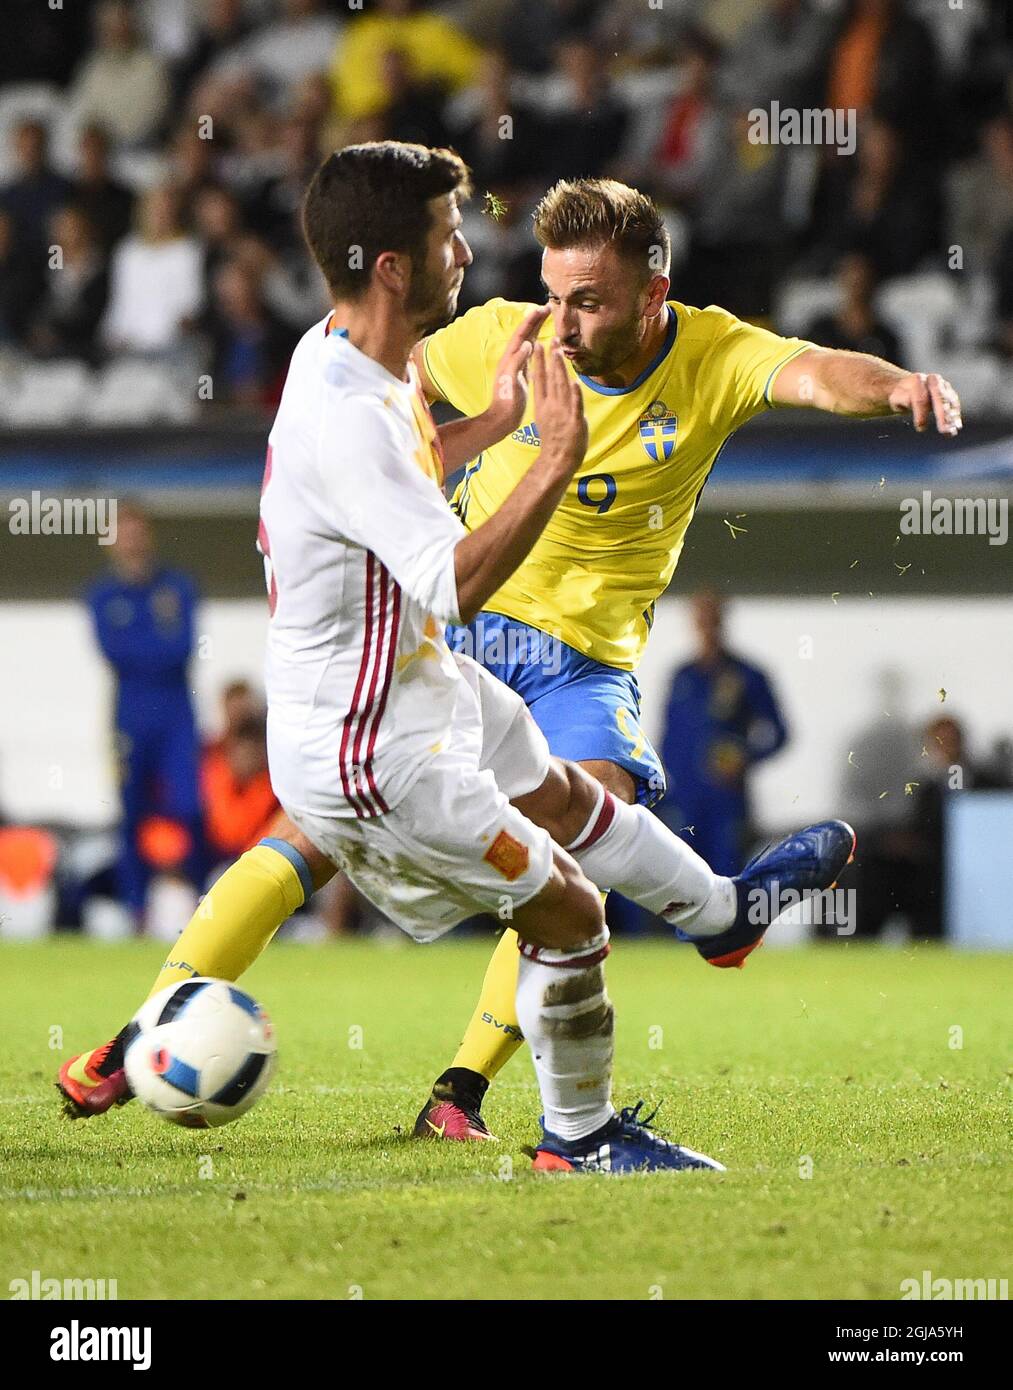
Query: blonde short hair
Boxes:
[{"xmin": 533, "ymin": 178, "xmax": 670, "ymax": 280}]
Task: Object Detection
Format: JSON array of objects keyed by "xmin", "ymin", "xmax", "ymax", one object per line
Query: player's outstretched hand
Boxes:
[
  {"xmin": 531, "ymin": 340, "xmax": 588, "ymax": 473},
  {"xmin": 888, "ymin": 372, "xmax": 963, "ymax": 436},
  {"xmin": 488, "ymin": 304, "xmax": 551, "ymax": 434}
]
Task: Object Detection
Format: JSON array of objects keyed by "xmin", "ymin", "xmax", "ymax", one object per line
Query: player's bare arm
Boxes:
[
  {"xmin": 453, "ymin": 340, "xmax": 588, "ymax": 624},
  {"xmin": 413, "ymin": 305, "xmax": 550, "ymax": 473},
  {"xmin": 772, "ymin": 348, "xmax": 963, "ymax": 435}
]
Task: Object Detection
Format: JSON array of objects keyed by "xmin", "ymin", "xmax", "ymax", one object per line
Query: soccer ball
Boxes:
[{"xmin": 124, "ymin": 978, "xmax": 276, "ymax": 1129}]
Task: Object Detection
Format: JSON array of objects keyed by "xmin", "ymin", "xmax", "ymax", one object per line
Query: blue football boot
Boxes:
[
  {"xmin": 532, "ymin": 1102, "xmax": 726, "ymax": 1173},
  {"xmin": 688, "ymin": 819, "xmax": 856, "ymax": 969}
]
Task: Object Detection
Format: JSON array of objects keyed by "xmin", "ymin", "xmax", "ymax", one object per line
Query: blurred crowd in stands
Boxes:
[{"xmin": 1, "ymin": 0, "xmax": 1013, "ymax": 423}]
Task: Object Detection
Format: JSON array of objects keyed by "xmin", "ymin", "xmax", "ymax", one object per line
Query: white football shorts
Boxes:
[{"xmin": 284, "ymin": 654, "xmax": 554, "ymax": 941}]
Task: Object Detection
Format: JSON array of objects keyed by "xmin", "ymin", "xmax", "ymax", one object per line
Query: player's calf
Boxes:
[{"xmin": 511, "ymin": 848, "xmax": 615, "ymax": 1145}]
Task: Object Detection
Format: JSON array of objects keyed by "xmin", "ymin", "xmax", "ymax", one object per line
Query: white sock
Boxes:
[
  {"xmin": 514, "ymin": 932, "xmax": 615, "ymax": 1142},
  {"xmin": 567, "ymin": 787, "xmax": 736, "ymax": 936}
]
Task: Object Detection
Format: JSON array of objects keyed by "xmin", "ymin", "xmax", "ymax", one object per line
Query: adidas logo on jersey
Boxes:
[{"xmin": 511, "ymin": 423, "xmax": 541, "ymax": 446}]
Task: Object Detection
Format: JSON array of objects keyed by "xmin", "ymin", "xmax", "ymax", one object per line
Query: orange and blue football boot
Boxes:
[
  {"xmin": 57, "ymin": 1027, "xmax": 136, "ymax": 1119},
  {"xmin": 533, "ymin": 1101, "xmax": 725, "ymax": 1173},
  {"xmin": 687, "ymin": 819, "xmax": 857, "ymax": 969}
]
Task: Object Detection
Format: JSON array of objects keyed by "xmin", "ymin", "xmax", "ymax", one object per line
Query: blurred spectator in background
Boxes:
[
  {"xmin": 0, "ymin": 119, "xmax": 71, "ymax": 256},
  {"xmin": 596, "ymin": 0, "xmax": 687, "ymax": 66},
  {"xmin": 168, "ymin": 124, "xmax": 219, "ymax": 211},
  {"xmin": 618, "ymin": 26, "xmax": 723, "ymax": 208},
  {"xmin": 330, "ymin": 0, "xmax": 481, "ymax": 127},
  {"xmin": 203, "ymin": 256, "xmax": 293, "ymax": 407},
  {"xmin": 366, "ymin": 46, "xmax": 452, "ymax": 148},
  {"xmin": 72, "ymin": 125, "xmax": 135, "ymax": 254},
  {"xmin": 659, "ymin": 592, "xmax": 788, "ymax": 875},
  {"xmin": 705, "ymin": 0, "xmax": 768, "ymax": 45},
  {"xmin": 946, "ymin": 0, "xmax": 1013, "ymax": 148},
  {"xmin": 215, "ymin": 0, "xmax": 341, "ymax": 114},
  {"xmin": 903, "ymin": 715, "xmax": 1008, "ymax": 938},
  {"xmin": 449, "ymin": 48, "xmax": 547, "ymax": 197},
  {"xmin": 202, "ymin": 711, "xmax": 278, "ymax": 868},
  {"xmin": 809, "ymin": 1, "xmax": 943, "ymax": 270},
  {"xmin": 244, "ymin": 112, "xmax": 323, "ymax": 256},
  {"xmin": 837, "ymin": 689, "xmax": 1010, "ymax": 939},
  {"xmin": 26, "ymin": 205, "xmax": 109, "ymax": 364},
  {"xmin": 809, "ymin": 250, "xmax": 901, "ymax": 362},
  {"xmin": 68, "ymin": 0, "xmax": 170, "ymax": 151},
  {"xmin": 0, "ymin": 208, "xmax": 43, "ymax": 346},
  {"xmin": 722, "ymin": 0, "xmax": 833, "ymax": 110},
  {"xmin": 838, "ymin": 668, "xmax": 921, "ymax": 938},
  {"xmin": 214, "ymin": 679, "xmax": 261, "ymax": 745},
  {"xmin": 680, "ymin": 104, "xmax": 788, "ymax": 316},
  {"xmin": 171, "ymin": 0, "xmax": 250, "ymax": 110},
  {"xmin": 840, "ymin": 670, "xmax": 920, "ymax": 829},
  {"xmin": 85, "ymin": 503, "xmax": 202, "ymax": 919},
  {"xmin": 825, "ymin": 0, "xmax": 940, "ymax": 151},
  {"xmin": 542, "ymin": 38, "xmax": 629, "ymax": 184},
  {"xmin": 950, "ymin": 110, "xmax": 1013, "ymax": 280},
  {"xmin": 0, "ymin": 0, "xmax": 98, "ymax": 88},
  {"xmin": 815, "ymin": 117, "xmax": 943, "ymax": 279},
  {"xmin": 102, "ymin": 184, "xmax": 203, "ymax": 361},
  {"xmin": 493, "ymin": 0, "xmax": 604, "ymax": 76},
  {"xmin": 232, "ymin": 227, "xmax": 328, "ymax": 338},
  {"xmin": 192, "ymin": 183, "xmax": 246, "ymax": 299},
  {"xmin": 0, "ymin": 820, "xmax": 59, "ymax": 941}
]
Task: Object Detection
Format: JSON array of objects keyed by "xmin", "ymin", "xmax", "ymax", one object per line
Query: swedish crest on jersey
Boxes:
[{"xmin": 638, "ymin": 400, "xmax": 677, "ymax": 461}]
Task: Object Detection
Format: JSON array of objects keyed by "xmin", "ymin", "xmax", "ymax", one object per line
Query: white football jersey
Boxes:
[{"xmin": 261, "ymin": 316, "xmax": 466, "ymax": 820}]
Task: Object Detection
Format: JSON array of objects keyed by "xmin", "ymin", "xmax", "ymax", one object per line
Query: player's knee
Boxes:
[
  {"xmin": 516, "ymin": 853, "xmax": 604, "ymax": 950},
  {"xmin": 535, "ymin": 759, "xmax": 603, "ymax": 845},
  {"xmin": 290, "ymin": 831, "xmax": 336, "ymax": 891},
  {"xmin": 555, "ymin": 864, "xmax": 605, "ymax": 948}
]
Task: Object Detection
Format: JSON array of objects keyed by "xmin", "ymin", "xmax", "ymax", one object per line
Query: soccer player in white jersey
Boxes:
[
  {"xmin": 257, "ymin": 139, "xmax": 732, "ymax": 1171},
  {"xmin": 261, "ymin": 141, "xmax": 855, "ymax": 1171},
  {"xmin": 61, "ymin": 144, "xmax": 854, "ymax": 1171}
]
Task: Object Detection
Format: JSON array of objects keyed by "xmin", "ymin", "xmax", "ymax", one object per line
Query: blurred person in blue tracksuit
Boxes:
[
  {"xmin": 659, "ymin": 591, "xmax": 789, "ymax": 877},
  {"xmin": 85, "ymin": 502, "xmax": 202, "ymax": 918}
]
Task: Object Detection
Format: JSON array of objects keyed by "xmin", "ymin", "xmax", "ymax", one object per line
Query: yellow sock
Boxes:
[
  {"xmin": 146, "ymin": 841, "xmax": 310, "ymax": 998},
  {"xmin": 450, "ymin": 928, "xmax": 523, "ymax": 1081}
]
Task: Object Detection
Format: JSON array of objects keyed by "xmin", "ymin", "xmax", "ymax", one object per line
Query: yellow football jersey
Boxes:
[{"xmin": 423, "ymin": 298, "xmax": 812, "ymax": 670}]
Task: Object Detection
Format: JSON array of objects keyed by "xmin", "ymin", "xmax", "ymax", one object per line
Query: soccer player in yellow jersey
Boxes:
[{"xmin": 59, "ymin": 175, "xmax": 961, "ymax": 1132}]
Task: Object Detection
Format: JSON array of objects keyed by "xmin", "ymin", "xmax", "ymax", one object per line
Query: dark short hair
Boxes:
[
  {"xmin": 533, "ymin": 177, "xmax": 670, "ymax": 281},
  {"xmin": 302, "ymin": 141, "xmax": 471, "ymax": 299}
]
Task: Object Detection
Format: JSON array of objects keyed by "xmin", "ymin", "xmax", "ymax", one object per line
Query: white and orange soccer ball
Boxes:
[{"xmin": 124, "ymin": 978, "xmax": 276, "ymax": 1129}]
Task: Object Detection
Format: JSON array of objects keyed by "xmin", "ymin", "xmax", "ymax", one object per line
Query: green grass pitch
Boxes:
[{"xmin": 1, "ymin": 937, "xmax": 1009, "ymax": 1301}]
